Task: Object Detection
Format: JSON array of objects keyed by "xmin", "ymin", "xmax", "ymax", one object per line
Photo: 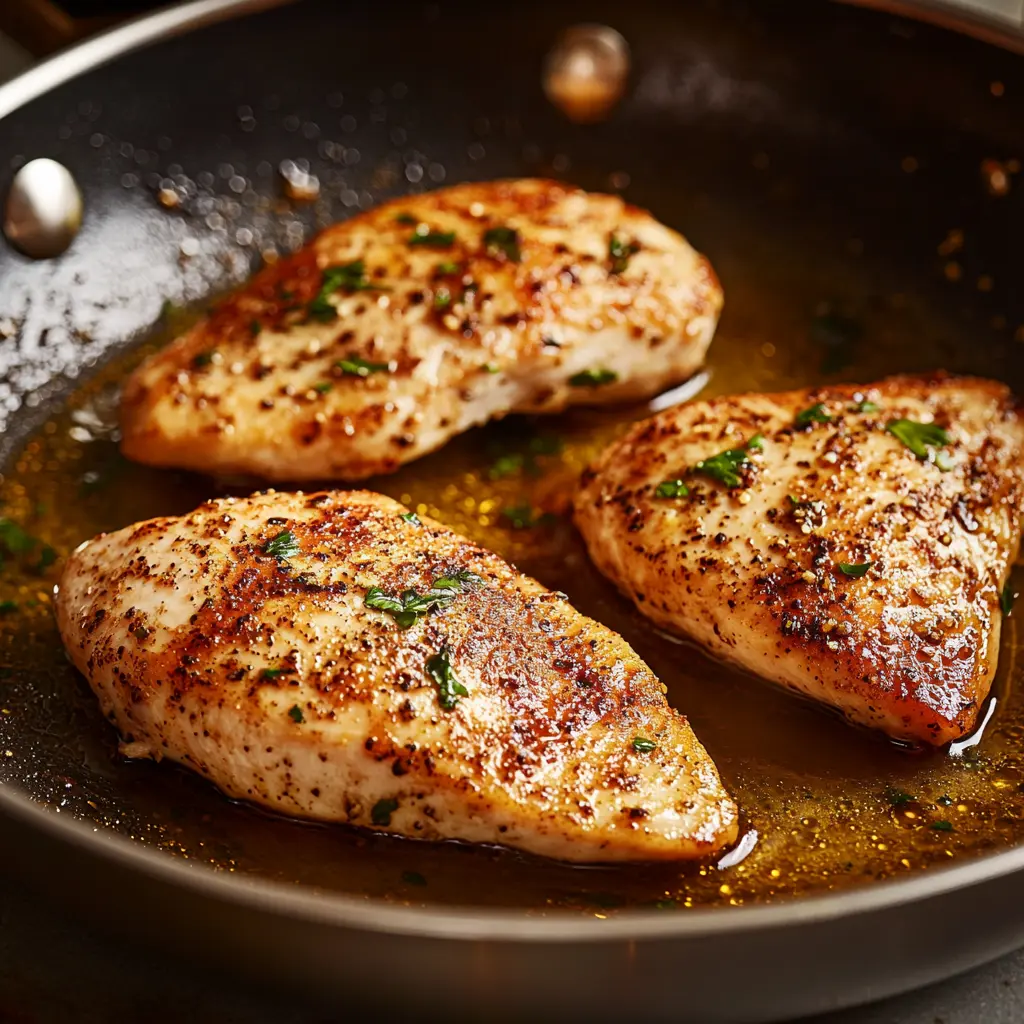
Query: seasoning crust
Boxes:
[
  {"xmin": 575, "ymin": 373, "xmax": 1024, "ymax": 746},
  {"xmin": 55, "ymin": 489, "xmax": 737, "ymax": 862}
]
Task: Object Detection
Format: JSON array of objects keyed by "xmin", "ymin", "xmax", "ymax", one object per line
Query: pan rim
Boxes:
[{"xmin": 1, "ymin": 0, "xmax": 1023, "ymax": 944}]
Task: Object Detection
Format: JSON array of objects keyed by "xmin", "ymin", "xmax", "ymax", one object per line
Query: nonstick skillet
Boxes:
[{"xmin": 0, "ymin": 1, "xmax": 1022, "ymax": 1021}]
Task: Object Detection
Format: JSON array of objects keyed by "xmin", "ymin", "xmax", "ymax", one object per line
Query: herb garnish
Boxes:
[
  {"xmin": 249, "ymin": 320, "xmax": 262, "ymax": 337},
  {"xmin": 433, "ymin": 288, "xmax": 452, "ymax": 311},
  {"xmin": 371, "ymin": 798, "xmax": 399, "ymax": 826},
  {"xmin": 288, "ymin": 704, "xmax": 304, "ymax": 723},
  {"xmin": 887, "ymin": 788, "xmax": 915, "ymax": 806},
  {"xmin": 336, "ymin": 356, "xmax": 390, "ymax": 377},
  {"xmin": 394, "ymin": 212, "xmax": 418, "ymax": 225},
  {"xmin": 569, "ymin": 368, "xmax": 618, "ymax": 388},
  {"xmin": 262, "ymin": 529, "xmax": 300, "ymax": 560},
  {"xmin": 425, "ymin": 645, "xmax": 469, "ymax": 710},
  {"xmin": 261, "ymin": 667, "xmax": 286, "ymax": 681},
  {"xmin": 886, "ymin": 419, "xmax": 954, "ymax": 470},
  {"xmin": 608, "ymin": 234, "xmax": 640, "ymax": 274},
  {"xmin": 1002, "ymin": 582, "xmax": 1017, "ymax": 617},
  {"xmin": 313, "ymin": 381, "xmax": 333, "ymax": 394},
  {"xmin": 487, "ymin": 435, "xmax": 563, "ymax": 480},
  {"xmin": 693, "ymin": 435, "xmax": 764, "ymax": 489},
  {"xmin": 500, "ymin": 505, "xmax": 557, "ymax": 530},
  {"xmin": 400, "ymin": 512, "xmax": 421, "ymax": 526},
  {"xmin": 483, "ymin": 226, "xmax": 521, "ymax": 262},
  {"xmin": 306, "ymin": 261, "xmax": 386, "ymax": 322},
  {"xmin": 936, "ymin": 795, "xmax": 953, "ymax": 806},
  {"xmin": 0, "ymin": 518, "xmax": 57, "ymax": 575},
  {"xmin": 930, "ymin": 820, "xmax": 954, "ymax": 832},
  {"xmin": 632, "ymin": 737, "xmax": 657, "ymax": 753},
  {"xmin": 654, "ymin": 480, "xmax": 689, "ymax": 499},
  {"xmin": 192, "ymin": 349, "xmax": 215, "ymax": 369},
  {"xmin": 435, "ymin": 260, "xmax": 460, "ymax": 276},
  {"xmin": 0, "ymin": 600, "xmax": 18, "ymax": 614},
  {"xmin": 364, "ymin": 571, "xmax": 482, "ymax": 629},
  {"xmin": 850, "ymin": 399, "xmax": 879, "ymax": 413},
  {"xmin": 409, "ymin": 228, "xmax": 456, "ymax": 248},
  {"xmin": 795, "ymin": 403, "xmax": 833, "ymax": 426},
  {"xmin": 838, "ymin": 561, "xmax": 873, "ymax": 578}
]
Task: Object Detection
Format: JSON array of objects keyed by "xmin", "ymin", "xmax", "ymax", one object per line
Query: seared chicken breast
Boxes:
[
  {"xmin": 55, "ymin": 490, "xmax": 737, "ymax": 862},
  {"xmin": 575, "ymin": 374, "xmax": 1024, "ymax": 746},
  {"xmin": 120, "ymin": 179, "xmax": 721, "ymax": 481}
]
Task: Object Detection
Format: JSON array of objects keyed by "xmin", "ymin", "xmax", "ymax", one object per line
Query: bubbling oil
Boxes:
[{"xmin": 0, "ymin": 283, "xmax": 1020, "ymax": 916}]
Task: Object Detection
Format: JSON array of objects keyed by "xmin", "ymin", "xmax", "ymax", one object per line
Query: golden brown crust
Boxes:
[
  {"xmin": 575, "ymin": 373, "xmax": 1024, "ymax": 746},
  {"xmin": 56, "ymin": 489, "xmax": 737, "ymax": 862},
  {"xmin": 120, "ymin": 179, "xmax": 721, "ymax": 482}
]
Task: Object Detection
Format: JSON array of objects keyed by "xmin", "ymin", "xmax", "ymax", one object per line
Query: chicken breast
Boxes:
[
  {"xmin": 55, "ymin": 490, "xmax": 737, "ymax": 862},
  {"xmin": 120, "ymin": 178, "xmax": 721, "ymax": 482},
  {"xmin": 575, "ymin": 373, "xmax": 1024, "ymax": 747}
]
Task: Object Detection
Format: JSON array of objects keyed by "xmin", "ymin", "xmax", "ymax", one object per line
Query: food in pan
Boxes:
[
  {"xmin": 54, "ymin": 489, "xmax": 737, "ymax": 862},
  {"xmin": 119, "ymin": 179, "xmax": 722, "ymax": 482},
  {"xmin": 574, "ymin": 373, "xmax": 1024, "ymax": 746}
]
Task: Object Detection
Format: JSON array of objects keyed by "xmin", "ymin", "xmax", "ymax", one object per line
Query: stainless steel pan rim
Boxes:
[{"xmin": 1, "ymin": 0, "xmax": 1023, "ymax": 948}]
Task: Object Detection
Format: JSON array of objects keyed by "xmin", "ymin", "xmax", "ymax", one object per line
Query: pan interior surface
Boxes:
[{"xmin": 0, "ymin": 0, "xmax": 1021, "ymax": 918}]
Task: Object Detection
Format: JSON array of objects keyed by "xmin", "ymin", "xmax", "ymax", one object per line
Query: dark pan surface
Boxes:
[{"xmin": 0, "ymin": 2, "xmax": 1023, "ymax": 1017}]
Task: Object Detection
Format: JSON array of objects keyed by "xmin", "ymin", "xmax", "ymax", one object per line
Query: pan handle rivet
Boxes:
[
  {"xmin": 544, "ymin": 24, "xmax": 630, "ymax": 124},
  {"xmin": 3, "ymin": 158, "xmax": 84, "ymax": 259}
]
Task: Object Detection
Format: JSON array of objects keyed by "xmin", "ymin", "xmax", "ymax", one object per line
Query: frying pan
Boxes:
[{"xmin": 0, "ymin": 1, "xmax": 1021, "ymax": 1020}]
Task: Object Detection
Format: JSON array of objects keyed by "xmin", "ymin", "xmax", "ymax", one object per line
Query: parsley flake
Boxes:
[
  {"xmin": 306, "ymin": 261, "xmax": 387, "ymax": 322},
  {"xmin": 886, "ymin": 419, "xmax": 954, "ymax": 470},
  {"xmin": 249, "ymin": 320, "xmax": 262, "ymax": 337},
  {"xmin": 409, "ymin": 229, "xmax": 456, "ymax": 248},
  {"xmin": 288, "ymin": 704, "xmax": 304, "ymax": 723},
  {"xmin": 364, "ymin": 571, "xmax": 482, "ymax": 629},
  {"xmin": 336, "ymin": 357, "xmax": 390, "ymax": 377},
  {"xmin": 400, "ymin": 512, "xmax": 421, "ymax": 526},
  {"xmin": 0, "ymin": 600, "xmax": 18, "ymax": 614},
  {"xmin": 930, "ymin": 820, "xmax": 954, "ymax": 832},
  {"xmin": 261, "ymin": 667, "xmax": 286, "ymax": 681},
  {"xmin": 425, "ymin": 646, "xmax": 469, "ymax": 710},
  {"xmin": 693, "ymin": 435, "xmax": 764, "ymax": 489},
  {"xmin": 569, "ymin": 368, "xmax": 618, "ymax": 388},
  {"xmin": 887, "ymin": 788, "xmax": 915, "ymax": 806},
  {"xmin": 654, "ymin": 479, "xmax": 689, "ymax": 499},
  {"xmin": 500, "ymin": 505, "xmax": 557, "ymax": 530},
  {"xmin": 850, "ymin": 399, "xmax": 879, "ymax": 413},
  {"xmin": 608, "ymin": 234, "xmax": 640, "ymax": 274},
  {"xmin": 632, "ymin": 736, "xmax": 657, "ymax": 753},
  {"xmin": 483, "ymin": 226, "xmax": 521, "ymax": 262},
  {"xmin": 435, "ymin": 260, "xmax": 460, "ymax": 275},
  {"xmin": 371, "ymin": 797, "xmax": 399, "ymax": 826},
  {"xmin": 795, "ymin": 403, "xmax": 833, "ymax": 426},
  {"xmin": 192, "ymin": 349, "xmax": 215, "ymax": 369},
  {"xmin": 313, "ymin": 381, "xmax": 333, "ymax": 394},
  {"xmin": 262, "ymin": 529, "xmax": 300, "ymax": 560},
  {"xmin": 394, "ymin": 212, "xmax": 418, "ymax": 225},
  {"xmin": 838, "ymin": 561, "xmax": 873, "ymax": 578},
  {"xmin": 1002, "ymin": 582, "xmax": 1017, "ymax": 617}
]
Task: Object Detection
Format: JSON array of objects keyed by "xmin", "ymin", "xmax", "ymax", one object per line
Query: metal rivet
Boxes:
[
  {"xmin": 3, "ymin": 158, "xmax": 84, "ymax": 259},
  {"xmin": 544, "ymin": 24, "xmax": 630, "ymax": 124}
]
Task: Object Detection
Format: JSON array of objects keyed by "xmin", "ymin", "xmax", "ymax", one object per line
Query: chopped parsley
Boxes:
[
  {"xmin": 608, "ymin": 234, "xmax": 640, "ymax": 274},
  {"xmin": 408, "ymin": 229, "xmax": 456, "ymax": 248},
  {"xmin": 425, "ymin": 646, "xmax": 469, "ymax": 710},
  {"xmin": 394, "ymin": 212, "xmax": 418, "ymax": 225},
  {"xmin": 312, "ymin": 381, "xmax": 333, "ymax": 394},
  {"xmin": 371, "ymin": 797, "xmax": 399, "ymax": 826},
  {"xmin": 399, "ymin": 512, "xmax": 421, "ymax": 526},
  {"xmin": 886, "ymin": 788, "xmax": 915, "ymax": 806},
  {"xmin": 487, "ymin": 435, "xmax": 563, "ymax": 480},
  {"xmin": 930, "ymin": 820, "xmax": 954, "ymax": 832},
  {"xmin": 402, "ymin": 870, "xmax": 427, "ymax": 886},
  {"xmin": 192, "ymin": 349, "xmax": 215, "ymax": 369},
  {"xmin": 306, "ymin": 260, "xmax": 386, "ymax": 322},
  {"xmin": 249, "ymin": 320, "xmax": 262, "ymax": 337},
  {"xmin": 850, "ymin": 399, "xmax": 879, "ymax": 413},
  {"xmin": 654, "ymin": 479, "xmax": 689, "ymax": 499},
  {"xmin": 0, "ymin": 600, "xmax": 18, "ymax": 614},
  {"xmin": 489, "ymin": 453, "xmax": 525, "ymax": 480},
  {"xmin": 838, "ymin": 561, "xmax": 873, "ymax": 578},
  {"xmin": 569, "ymin": 368, "xmax": 618, "ymax": 388},
  {"xmin": 936, "ymin": 795, "xmax": 953, "ymax": 806},
  {"xmin": 435, "ymin": 260, "xmax": 460, "ymax": 275},
  {"xmin": 132, "ymin": 626, "xmax": 150, "ymax": 641},
  {"xmin": 365, "ymin": 571, "xmax": 482, "ymax": 629},
  {"xmin": 1001, "ymin": 582, "xmax": 1016, "ymax": 617},
  {"xmin": 483, "ymin": 226, "xmax": 521, "ymax": 262},
  {"xmin": 482, "ymin": 363, "xmax": 501, "ymax": 374},
  {"xmin": 693, "ymin": 435, "xmax": 763, "ymax": 489},
  {"xmin": 632, "ymin": 737, "xmax": 657, "ymax": 753},
  {"xmin": 288, "ymin": 704, "xmax": 304, "ymax": 723},
  {"xmin": 433, "ymin": 288, "xmax": 452, "ymax": 311},
  {"xmin": 886, "ymin": 419, "xmax": 954, "ymax": 470},
  {"xmin": 336, "ymin": 356, "xmax": 390, "ymax": 377},
  {"xmin": 500, "ymin": 505, "xmax": 557, "ymax": 530},
  {"xmin": 795, "ymin": 403, "xmax": 833, "ymax": 426},
  {"xmin": 262, "ymin": 529, "xmax": 300, "ymax": 560},
  {"xmin": 0, "ymin": 518, "xmax": 57, "ymax": 575},
  {"xmin": 261, "ymin": 667, "xmax": 286, "ymax": 681}
]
